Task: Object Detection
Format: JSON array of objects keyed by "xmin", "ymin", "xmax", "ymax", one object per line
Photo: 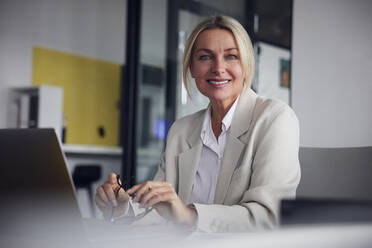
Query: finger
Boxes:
[
  {"xmin": 116, "ymin": 188, "xmax": 129, "ymax": 203},
  {"xmin": 129, "ymin": 181, "xmax": 169, "ymax": 202},
  {"xmin": 103, "ymin": 182, "xmax": 118, "ymax": 207},
  {"xmin": 116, "ymin": 194, "xmax": 129, "ymax": 212},
  {"xmin": 127, "ymin": 184, "xmax": 141, "ymax": 195},
  {"xmin": 103, "ymin": 180, "xmax": 120, "ymax": 193},
  {"xmin": 144, "ymin": 191, "xmax": 176, "ymax": 208},
  {"xmin": 96, "ymin": 186, "xmax": 109, "ymax": 205},
  {"xmin": 130, "ymin": 181, "xmax": 155, "ymax": 203},
  {"xmin": 112, "ymin": 192, "xmax": 129, "ymax": 217},
  {"xmin": 128, "ymin": 181, "xmax": 167, "ymax": 194},
  {"xmin": 127, "ymin": 183, "xmax": 148, "ymax": 202},
  {"xmin": 139, "ymin": 186, "xmax": 170, "ymax": 207},
  {"xmin": 108, "ymin": 173, "xmax": 117, "ymax": 185},
  {"xmin": 95, "ymin": 194, "xmax": 107, "ymax": 211}
]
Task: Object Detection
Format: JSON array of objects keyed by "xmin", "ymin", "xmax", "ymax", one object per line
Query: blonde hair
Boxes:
[{"xmin": 182, "ymin": 15, "xmax": 255, "ymax": 98}]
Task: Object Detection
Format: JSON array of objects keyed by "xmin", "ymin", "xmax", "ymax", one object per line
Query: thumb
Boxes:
[
  {"xmin": 117, "ymin": 188, "xmax": 129, "ymax": 203},
  {"xmin": 108, "ymin": 173, "xmax": 118, "ymax": 185}
]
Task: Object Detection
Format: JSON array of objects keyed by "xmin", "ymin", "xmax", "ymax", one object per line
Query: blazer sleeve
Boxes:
[{"xmin": 192, "ymin": 105, "xmax": 301, "ymax": 232}]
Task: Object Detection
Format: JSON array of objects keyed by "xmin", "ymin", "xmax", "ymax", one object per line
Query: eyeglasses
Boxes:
[{"xmin": 109, "ymin": 175, "xmax": 153, "ymax": 224}]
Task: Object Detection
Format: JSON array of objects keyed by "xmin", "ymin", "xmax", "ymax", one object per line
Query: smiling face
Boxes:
[{"xmin": 190, "ymin": 28, "xmax": 245, "ymax": 107}]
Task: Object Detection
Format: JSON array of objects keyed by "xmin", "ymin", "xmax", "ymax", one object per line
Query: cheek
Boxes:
[
  {"xmin": 230, "ymin": 64, "xmax": 244, "ymax": 80},
  {"xmin": 191, "ymin": 61, "xmax": 210, "ymax": 79},
  {"xmin": 194, "ymin": 79, "xmax": 204, "ymax": 91},
  {"xmin": 194, "ymin": 77, "xmax": 206, "ymax": 89},
  {"xmin": 190, "ymin": 65, "xmax": 202, "ymax": 79},
  {"xmin": 194, "ymin": 79, "xmax": 209, "ymax": 97}
]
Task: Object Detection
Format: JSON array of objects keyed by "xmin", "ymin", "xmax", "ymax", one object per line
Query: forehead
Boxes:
[{"xmin": 193, "ymin": 28, "xmax": 238, "ymax": 50}]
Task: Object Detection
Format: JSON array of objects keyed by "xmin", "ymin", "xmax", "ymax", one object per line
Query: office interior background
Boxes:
[{"xmin": 0, "ymin": 0, "xmax": 371, "ymax": 218}]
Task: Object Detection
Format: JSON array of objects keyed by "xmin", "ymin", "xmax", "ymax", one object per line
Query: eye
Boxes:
[
  {"xmin": 226, "ymin": 54, "xmax": 238, "ymax": 60},
  {"xmin": 198, "ymin": 55, "xmax": 211, "ymax": 61}
]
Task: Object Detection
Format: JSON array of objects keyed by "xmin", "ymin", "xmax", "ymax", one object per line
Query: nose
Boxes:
[{"xmin": 211, "ymin": 56, "xmax": 226, "ymax": 75}]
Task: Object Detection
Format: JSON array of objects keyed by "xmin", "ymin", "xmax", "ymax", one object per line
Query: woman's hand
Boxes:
[
  {"xmin": 127, "ymin": 181, "xmax": 197, "ymax": 226},
  {"xmin": 95, "ymin": 173, "xmax": 130, "ymax": 220}
]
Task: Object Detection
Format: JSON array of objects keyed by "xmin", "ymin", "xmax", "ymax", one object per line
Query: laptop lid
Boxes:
[{"xmin": 0, "ymin": 128, "xmax": 85, "ymax": 247}]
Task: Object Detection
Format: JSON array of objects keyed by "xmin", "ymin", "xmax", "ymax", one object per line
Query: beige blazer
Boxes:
[{"xmin": 153, "ymin": 88, "xmax": 301, "ymax": 232}]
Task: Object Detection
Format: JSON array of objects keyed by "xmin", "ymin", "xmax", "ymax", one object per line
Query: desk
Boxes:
[
  {"xmin": 183, "ymin": 225, "xmax": 372, "ymax": 248},
  {"xmin": 82, "ymin": 219, "xmax": 372, "ymax": 248},
  {"xmin": 2, "ymin": 218, "xmax": 371, "ymax": 248}
]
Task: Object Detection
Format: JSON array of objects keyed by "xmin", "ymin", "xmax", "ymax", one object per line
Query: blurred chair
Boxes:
[
  {"xmin": 297, "ymin": 147, "xmax": 372, "ymax": 200},
  {"xmin": 72, "ymin": 164, "xmax": 102, "ymax": 216},
  {"xmin": 281, "ymin": 198, "xmax": 372, "ymax": 225},
  {"xmin": 281, "ymin": 147, "xmax": 372, "ymax": 226}
]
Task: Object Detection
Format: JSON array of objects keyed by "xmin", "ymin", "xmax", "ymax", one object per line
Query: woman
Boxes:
[{"xmin": 95, "ymin": 15, "xmax": 300, "ymax": 232}]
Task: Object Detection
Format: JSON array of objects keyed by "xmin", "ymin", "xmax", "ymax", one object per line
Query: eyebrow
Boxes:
[{"xmin": 195, "ymin": 48, "xmax": 238, "ymax": 53}]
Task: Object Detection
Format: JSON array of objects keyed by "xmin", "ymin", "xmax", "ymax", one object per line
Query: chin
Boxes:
[{"xmin": 206, "ymin": 91, "xmax": 236, "ymax": 103}]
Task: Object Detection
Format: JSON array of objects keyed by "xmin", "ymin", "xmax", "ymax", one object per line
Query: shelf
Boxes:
[{"xmin": 63, "ymin": 144, "xmax": 122, "ymax": 156}]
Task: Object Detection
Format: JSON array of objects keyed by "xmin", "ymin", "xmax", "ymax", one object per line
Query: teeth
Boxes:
[{"xmin": 208, "ymin": 80, "xmax": 229, "ymax": 85}]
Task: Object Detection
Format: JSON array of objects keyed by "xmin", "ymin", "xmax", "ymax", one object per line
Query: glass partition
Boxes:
[
  {"xmin": 136, "ymin": 0, "xmax": 168, "ymax": 183},
  {"xmin": 135, "ymin": 0, "xmax": 251, "ymax": 183}
]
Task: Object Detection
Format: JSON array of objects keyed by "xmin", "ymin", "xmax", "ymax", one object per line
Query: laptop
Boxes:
[
  {"xmin": 0, "ymin": 129, "xmax": 200, "ymax": 247},
  {"xmin": 0, "ymin": 128, "xmax": 86, "ymax": 248}
]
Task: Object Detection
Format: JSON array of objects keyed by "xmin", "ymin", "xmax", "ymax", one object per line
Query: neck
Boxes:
[
  {"xmin": 209, "ymin": 95, "xmax": 238, "ymax": 139},
  {"xmin": 210, "ymin": 96, "xmax": 238, "ymax": 124}
]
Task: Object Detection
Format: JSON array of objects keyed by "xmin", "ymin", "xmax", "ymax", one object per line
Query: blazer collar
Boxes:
[
  {"xmin": 186, "ymin": 110, "xmax": 205, "ymax": 148},
  {"xmin": 230, "ymin": 88, "xmax": 258, "ymax": 138},
  {"xmin": 214, "ymin": 88, "xmax": 258, "ymax": 204},
  {"xmin": 178, "ymin": 111, "xmax": 205, "ymax": 203}
]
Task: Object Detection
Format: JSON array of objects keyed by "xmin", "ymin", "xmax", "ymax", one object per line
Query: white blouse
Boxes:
[{"xmin": 189, "ymin": 96, "xmax": 239, "ymax": 204}]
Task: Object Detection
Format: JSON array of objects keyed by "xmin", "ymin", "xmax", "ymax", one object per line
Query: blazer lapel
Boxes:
[
  {"xmin": 213, "ymin": 88, "xmax": 258, "ymax": 204},
  {"xmin": 177, "ymin": 113, "xmax": 204, "ymax": 204}
]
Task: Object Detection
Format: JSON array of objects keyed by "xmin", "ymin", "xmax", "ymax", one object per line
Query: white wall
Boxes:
[
  {"xmin": 0, "ymin": 0, "xmax": 127, "ymax": 128},
  {"xmin": 292, "ymin": 0, "xmax": 372, "ymax": 147}
]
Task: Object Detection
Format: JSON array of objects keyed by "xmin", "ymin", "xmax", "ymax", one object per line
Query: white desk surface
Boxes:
[{"xmin": 82, "ymin": 219, "xmax": 372, "ymax": 248}]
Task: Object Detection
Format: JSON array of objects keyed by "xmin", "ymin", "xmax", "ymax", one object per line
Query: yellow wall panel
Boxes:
[{"xmin": 32, "ymin": 46, "xmax": 121, "ymax": 146}]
